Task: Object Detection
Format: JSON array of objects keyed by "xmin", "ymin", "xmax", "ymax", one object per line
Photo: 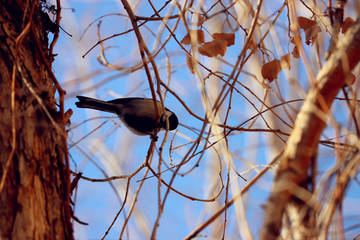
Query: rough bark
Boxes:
[{"xmin": 0, "ymin": 1, "xmax": 72, "ymax": 239}]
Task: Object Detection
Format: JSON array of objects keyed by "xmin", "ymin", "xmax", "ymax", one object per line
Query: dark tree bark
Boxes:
[{"xmin": 0, "ymin": 1, "xmax": 73, "ymax": 239}]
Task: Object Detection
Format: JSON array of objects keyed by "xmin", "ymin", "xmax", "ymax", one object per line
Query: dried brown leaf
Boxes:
[
  {"xmin": 292, "ymin": 45, "xmax": 300, "ymax": 58},
  {"xmin": 186, "ymin": 54, "xmax": 195, "ymax": 74},
  {"xmin": 198, "ymin": 39, "xmax": 227, "ymax": 57},
  {"xmin": 181, "ymin": 30, "xmax": 205, "ymax": 45},
  {"xmin": 261, "ymin": 55, "xmax": 291, "ymax": 82},
  {"xmin": 298, "ymin": 16, "xmax": 317, "ymax": 30},
  {"xmin": 290, "ymin": 35, "xmax": 301, "ymax": 45},
  {"xmin": 261, "ymin": 59, "xmax": 282, "ymax": 82},
  {"xmin": 291, "ymin": 36, "xmax": 302, "ymax": 58},
  {"xmin": 296, "ymin": 17, "xmax": 321, "ymax": 45},
  {"xmin": 212, "ymin": 33, "xmax": 235, "ymax": 46},
  {"xmin": 305, "ymin": 25, "xmax": 321, "ymax": 45},
  {"xmin": 280, "ymin": 54, "xmax": 291, "ymax": 69}
]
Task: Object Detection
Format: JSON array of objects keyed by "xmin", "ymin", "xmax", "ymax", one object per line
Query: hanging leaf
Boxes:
[
  {"xmin": 292, "ymin": 45, "xmax": 300, "ymax": 58},
  {"xmin": 212, "ymin": 33, "xmax": 235, "ymax": 46},
  {"xmin": 186, "ymin": 54, "xmax": 196, "ymax": 74},
  {"xmin": 297, "ymin": 17, "xmax": 321, "ymax": 45},
  {"xmin": 304, "ymin": 24, "xmax": 321, "ymax": 45},
  {"xmin": 261, "ymin": 54, "xmax": 291, "ymax": 82},
  {"xmin": 291, "ymin": 36, "xmax": 301, "ymax": 58},
  {"xmin": 298, "ymin": 16, "xmax": 317, "ymax": 30},
  {"xmin": 280, "ymin": 54, "xmax": 291, "ymax": 69},
  {"xmin": 198, "ymin": 39, "xmax": 228, "ymax": 57},
  {"xmin": 261, "ymin": 59, "xmax": 282, "ymax": 82},
  {"xmin": 181, "ymin": 30, "xmax": 205, "ymax": 45}
]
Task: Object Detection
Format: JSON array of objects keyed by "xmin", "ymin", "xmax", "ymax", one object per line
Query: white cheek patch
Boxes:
[{"xmin": 160, "ymin": 111, "xmax": 173, "ymax": 130}]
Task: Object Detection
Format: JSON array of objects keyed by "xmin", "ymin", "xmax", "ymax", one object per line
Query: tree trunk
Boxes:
[{"xmin": 0, "ymin": 1, "xmax": 72, "ymax": 239}]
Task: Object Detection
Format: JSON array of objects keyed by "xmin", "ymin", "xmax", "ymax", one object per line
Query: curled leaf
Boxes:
[
  {"xmin": 292, "ymin": 45, "xmax": 300, "ymax": 58},
  {"xmin": 261, "ymin": 59, "xmax": 282, "ymax": 82},
  {"xmin": 290, "ymin": 35, "xmax": 301, "ymax": 45},
  {"xmin": 212, "ymin": 33, "xmax": 235, "ymax": 46},
  {"xmin": 280, "ymin": 54, "xmax": 291, "ymax": 69},
  {"xmin": 186, "ymin": 54, "xmax": 196, "ymax": 74},
  {"xmin": 305, "ymin": 24, "xmax": 321, "ymax": 45},
  {"xmin": 298, "ymin": 16, "xmax": 317, "ymax": 30},
  {"xmin": 291, "ymin": 36, "xmax": 302, "ymax": 58},
  {"xmin": 261, "ymin": 55, "xmax": 291, "ymax": 82},
  {"xmin": 198, "ymin": 39, "xmax": 227, "ymax": 57},
  {"xmin": 297, "ymin": 17, "xmax": 321, "ymax": 45},
  {"xmin": 181, "ymin": 30, "xmax": 205, "ymax": 45}
]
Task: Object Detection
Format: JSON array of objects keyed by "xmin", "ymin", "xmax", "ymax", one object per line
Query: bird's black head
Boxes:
[{"xmin": 161, "ymin": 111, "xmax": 179, "ymax": 131}]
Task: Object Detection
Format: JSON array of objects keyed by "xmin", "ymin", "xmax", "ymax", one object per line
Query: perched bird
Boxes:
[{"xmin": 75, "ymin": 96, "xmax": 178, "ymax": 136}]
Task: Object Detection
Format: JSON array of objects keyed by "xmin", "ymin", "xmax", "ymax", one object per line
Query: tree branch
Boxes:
[{"xmin": 260, "ymin": 17, "xmax": 360, "ymax": 240}]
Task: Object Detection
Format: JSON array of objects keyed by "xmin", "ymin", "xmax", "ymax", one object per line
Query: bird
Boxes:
[{"xmin": 75, "ymin": 96, "xmax": 178, "ymax": 136}]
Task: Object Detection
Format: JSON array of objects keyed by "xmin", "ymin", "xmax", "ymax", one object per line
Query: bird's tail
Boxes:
[{"xmin": 75, "ymin": 96, "xmax": 117, "ymax": 113}]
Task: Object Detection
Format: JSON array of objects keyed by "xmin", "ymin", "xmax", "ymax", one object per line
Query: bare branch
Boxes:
[{"xmin": 260, "ymin": 18, "xmax": 360, "ymax": 240}]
